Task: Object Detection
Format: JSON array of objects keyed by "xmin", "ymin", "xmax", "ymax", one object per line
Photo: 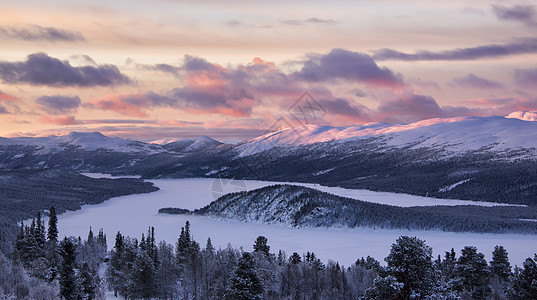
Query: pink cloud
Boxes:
[
  {"xmin": 0, "ymin": 90, "xmax": 18, "ymax": 102},
  {"xmin": 40, "ymin": 114, "xmax": 79, "ymax": 125}
]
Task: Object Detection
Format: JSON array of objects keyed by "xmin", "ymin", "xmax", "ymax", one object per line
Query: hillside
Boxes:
[{"xmin": 185, "ymin": 185, "xmax": 537, "ymax": 234}]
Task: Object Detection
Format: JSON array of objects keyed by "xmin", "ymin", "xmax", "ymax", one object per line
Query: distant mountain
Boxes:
[
  {"xmin": 2, "ymin": 115, "xmax": 537, "ymax": 205},
  {"xmin": 187, "ymin": 184, "xmax": 537, "ymax": 233},
  {"xmin": 158, "ymin": 136, "xmax": 222, "ymax": 152},
  {"xmin": 237, "ymin": 116, "xmax": 537, "ymax": 158},
  {"xmin": 0, "ymin": 131, "xmax": 157, "ymax": 153}
]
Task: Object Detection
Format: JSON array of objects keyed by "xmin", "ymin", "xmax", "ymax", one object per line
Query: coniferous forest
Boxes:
[{"xmin": 1, "ymin": 209, "xmax": 537, "ymax": 299}]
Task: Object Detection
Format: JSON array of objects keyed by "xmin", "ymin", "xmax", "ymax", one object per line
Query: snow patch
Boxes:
[
  {"xmin": 313, "ymin": 168, "xmax": 334, "ymax": 176},
  {"xmin": 439, "ymin": 179, "xmax": 471, "ymax": 193},
  {"xmin": 506, "ymin": 111, "xmax": 537, "ymax": 121}
]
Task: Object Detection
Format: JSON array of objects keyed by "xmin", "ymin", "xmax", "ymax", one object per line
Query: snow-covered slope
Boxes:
[
  {"xmin": 506, "ymin": 111, "xmax": 537, "ymax": 121},
  {"xmin": 192, "ymin": 184, "xmax": 537, "ymax": 233},
  {"xmin": 237, "ymin": 116, "xmax": 537, "ymax": 157},
  {"xmin": 185, "ymin": 136, "xmax": 222, "ymax": 151},
  {"xmin": 154, "ymin": 135, "xmax": 222, "ymax": 152},
  {"xmin": 0, "ymin": 132, "xmax": 158, "ymax": 153}
]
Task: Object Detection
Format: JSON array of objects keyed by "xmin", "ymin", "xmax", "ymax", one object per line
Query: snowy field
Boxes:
[{"xmin": 57, "ymin": 176, "xmax": 537, "ymax": 267}]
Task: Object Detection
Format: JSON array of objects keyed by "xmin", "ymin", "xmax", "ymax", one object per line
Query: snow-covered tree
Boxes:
[
  {"xmin": 510, "ymin": 254, "xmax": 537, "ymax": 299},
  {"xmin": 384, "ymin": 235, "xmax": 436, "ymax": 299},
  {"xmin": 226, "ymin": 252, "xmax": 264, "ymax": 300},
  {"xmin": 58, "ymin": 237, "xmax": 80, "ymax": 300},
  {"xmin": 253, "ymin": 236, "xmax": 270, "ymax": 256},
  {"xmin": 452, "ymin": 246, "xmax": 491, "ymax": 299}
]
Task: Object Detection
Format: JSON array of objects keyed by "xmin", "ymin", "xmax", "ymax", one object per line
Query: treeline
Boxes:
[
  {"xmin": 3, "ymin": 210, "xmax": 537, "ymax": 299},
  {"xmin": 0, "ymin": 168, "xmax": 158, "ymax": 240},
  {"xmin": 187, "ymin": 184, "xmax": 537, "ymax": 234},
  {"xmin": 220, "ymin": 141, "xmax": 537, "ymax": 206}
]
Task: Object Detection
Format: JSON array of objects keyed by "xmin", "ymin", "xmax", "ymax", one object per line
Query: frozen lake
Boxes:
[{"xmin": 57, "ymin": 177, "xmax": 537, "ymax": 267}]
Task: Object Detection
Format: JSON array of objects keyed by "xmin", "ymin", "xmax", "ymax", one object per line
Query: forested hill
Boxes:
[
  {"xmin": 0, "ymin": 169, "xmax": 158, "ymax": 233},
  {"xmin": 185, "ymin": 185, "xmax": 537, "ymax": 234}
]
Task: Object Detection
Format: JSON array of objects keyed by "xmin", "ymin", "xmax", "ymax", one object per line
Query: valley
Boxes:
[{"xmin": 55, "ymin": 177, "xmax": 537, "ymax": 267}]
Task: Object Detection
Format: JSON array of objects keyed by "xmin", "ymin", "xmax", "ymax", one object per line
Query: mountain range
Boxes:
[{"xmin": 2, "ymin": 112, "xmax": 537, "ymax": 205}]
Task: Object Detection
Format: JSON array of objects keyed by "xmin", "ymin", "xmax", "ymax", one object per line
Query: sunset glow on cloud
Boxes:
[{"xmin": 1, "ymin": 0, "xmax": 536, "ymax": 142}]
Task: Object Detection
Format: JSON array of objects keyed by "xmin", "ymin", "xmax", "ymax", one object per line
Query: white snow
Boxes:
[
  {"xmin": 506, "ymin": 111, "xmax": 537, "ymax": 121},
  {"xmin": 313, "ymin": 168, "xmax": 334, "ymax": 176},
  {"xmin": 439, "ymin": 179, "xmax": 471, "ymax": 193},
  {"xmin": 0, "ymin": 132, "xmax": 159, "ymax": 153},
  {"xmin": 56, "ymin": 178, "xmax": 535, "ymax": 267},
  {"xmin": 80, "ymin": 173, "xmax": 141, "ymax": 179},
  {"xmin": 236, "ymin": 116, "xmax": 537, "ymax": 158}
]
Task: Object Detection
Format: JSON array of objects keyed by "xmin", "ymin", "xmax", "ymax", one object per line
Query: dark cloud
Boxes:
[
  {"xmin": 449, "ymin": 74, "xmax": 504, "ymax": 89},
  {"xmin": 514, "ymin": 68, "xmax": 537, "ymax": 88},
  {"xmin": 294, "ymin": 48, "xmax": 403, "ymax": 86},
  {"xmin": 0, "ymin": 52, "xmax": 131, "ymax": 87},
  {"xmin": 319, "ymin": 98, "xmax": 370, "ymax": 119},
  {"xmin": 373, "ymin": 38, "xmax": 537, "ymax": 61},
  {"xmin": 492, "ymin": 4, "xmax": 537, "ymax": 27},
  {"xmin": 352, "ymin": 88, "xmax": 367, "ymax": 97},
  {"xmin": 182, "ymin": 55, "xmax": 219, "ymax": 72},
  {"xmin": 36, "ymin": 95, "xmax": 81, "ymax": 114},
  {"xmin": 377, "ymin": 93, "xmax": 446, "ymax": 123},
  {"xmin": 0, "ymin": 105, "xmax": 8, "ymax": 114},
  {"xmin": 170, "ymin": 86, "xmax": 255, "ymax": 117},
  {"xmin": 142, "ymin": 63, "xmax": 181, "ymax": 76},
  {"xmin": 0, "ymin": 25, "xmax": 85, "ymax": 42}
]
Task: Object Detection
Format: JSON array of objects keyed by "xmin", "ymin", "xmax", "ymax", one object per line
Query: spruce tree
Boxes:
[
  {"xmin": 205, "ymin": 237, "xmax": 215, "ymax": 255},
  {"xmin": 290, "ymin": 252, "xmax": 301, "ymax": 264},
  {"xmin": 253, "ymin": 236, "xmax": 270, "ymax": 256},
  {"xmin": 226, "ymin": 252, "xmax": 264, "ymax": 300},
  {"xmin": 78, "ymin": 262, "xmax": 97, "ymax": 300},
  {"xmin": 453, "ymin": 246, "xmax": 491, "ymax": 298},
  {"xmin": 384, "ymin": 236, "xmax": 436, "ymax": 299},
  {"xmin": 34, "ymin": 211, "xmax": 46, "ymax": 250},
  {"xmin": 59, "ymin": 237, "xmax": 79, "ymax": 299},
  {"xmin": 511, "ymin": 254, "xmax": 537, "ymax": 299},
  {"xmin": 47, "ymin": 206, "xmax": 58, "ymax": 243},
  {"xmin": 490, "ymin": 245, "xmax": 511, "ymax": 282}
]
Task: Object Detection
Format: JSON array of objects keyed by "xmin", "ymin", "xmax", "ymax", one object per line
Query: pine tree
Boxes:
[
  {"xmin": 47, "ymin": 206, "xmax": 58, "ymax": 243},
  {"xmin": 363, "ymin": 275, "xmax": 403, "ymax": 300},
  {"xmin": 127, "ymin": 251, "xmax": 157, "ymax": 299},
  {"xmin": 205, "ymin": 237, "xmax": 215, "ymax": 255},
  {"xmin": 34, "ymin": 211, "xmax": 46, "ymax": 250},
  {"xmin": 290, "ymin": 252, "xmax": 301, "ymax": 264},
  {"xmin": 253, "ymin": 236, "xmax": 270, "ymax": 256},
  {"xmin": 78, "ymin": 262, "xmax": 97, "ymax": 300},
  {"xmin": 490, "ymin": 245, "xmax": 511, "ymax": 282},
  {"xmin": 511, "ymin": 254, "xmax": 537, "ymax": 299},
  {"xmin": 384, "ymin": 236, "xmax": 436, "ymax": 299},
  {"xmin": 58, "ymin": 237, "xmax": 80, "ymax": 299},
  {"xmin": 453, "ymin": 246, "xmax": 491, "ymax": 298},
  {"xmin": 106, "ymin": 232, "xmax": 124, "ymax": 297},
  {"xmin": 226, "ymin": 252, "xmax": 264, "ymax": 300}
]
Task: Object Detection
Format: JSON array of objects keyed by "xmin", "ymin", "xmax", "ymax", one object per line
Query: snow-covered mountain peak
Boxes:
[
  {"xmin": 185, "ymin": 135, "xmax": 222, "ymax": 151},
  {"xmin": 506, "ymin": 111, "xmax": 537, "ymax": 121},
  {"xmin": 0, "ymin": 131, "xmax": 157, "ymax": 153},
  {"xmin": 237, "ymin": 116, "xmax": 537, "ymax": 157}
]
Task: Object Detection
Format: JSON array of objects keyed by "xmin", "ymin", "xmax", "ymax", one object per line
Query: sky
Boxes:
[{"xmin": 0, "ymin": 0, "xmax": 536, "ymax": 142}]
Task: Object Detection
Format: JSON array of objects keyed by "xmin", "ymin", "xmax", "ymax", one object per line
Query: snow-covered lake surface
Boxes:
[{"xmin": 57, "ymin": 176, "xmax": 537, "ymax": 267}]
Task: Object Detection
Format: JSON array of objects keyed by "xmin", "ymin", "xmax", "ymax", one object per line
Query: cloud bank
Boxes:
[
  {"xmin": 0, "ymin": 25, "xmax": 85, "ymax": 42},
  {"xmin": 0, "ymin": 53, "xmax": 131, "ymax": 87},
  {"xmin": 373, "ymin": 38, "xmax": 537, "ymax": 61}
]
